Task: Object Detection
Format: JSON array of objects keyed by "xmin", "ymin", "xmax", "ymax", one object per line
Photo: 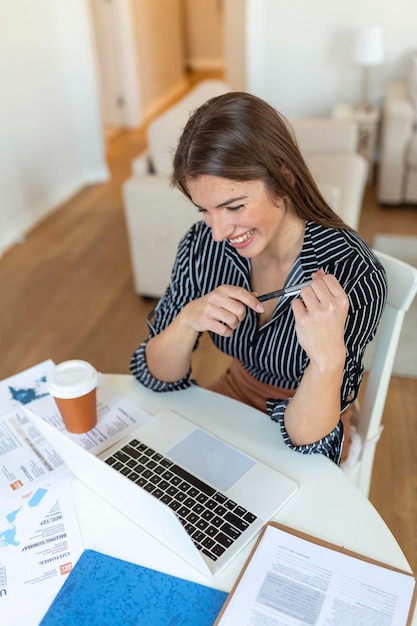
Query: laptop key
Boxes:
[
  {"xmin": 187, "ymin": 512, "xmax": 199, "ymax": 525},
  {"xmin": 220, "ymin": 522, "xmax": 242, "ymax": 540},
  {"xmin": 178, "ymin": 505, "xmax": 191, "ymax": 518},
  {"xmin": 192, "ymin": 529, "xmax": 205, "ymax": 543},
  {"xmin": 216, "ymin": 532, "xmax": 233, "ymax": 549},
  {"xmin": 224, "ymin": 511, "xmax": 251, "ymax": 532},
  {"xmin": 114, "ymin": 451, "xmax": 129, "ymax": 464},
  {"xmin": 214, "ymin": 505, "xmax": 227, "ymax": 517},
  {"xmin": 210, "ymin": 544, "xmax": 226, "ymax": 558},
  {"xmin": 234, "ymin": 505, "xmax": 247, "ymax": 517},
  {"xmin": 202, "ymin": 548, "xmax": 219, "ymax": 561},
  {"xmin": 202, "ymin": 537, "xmax": 215, "ymax": 550},
  {"xmin": 122, "ymin": 445, "xmax": 141, "ymax": 459}
]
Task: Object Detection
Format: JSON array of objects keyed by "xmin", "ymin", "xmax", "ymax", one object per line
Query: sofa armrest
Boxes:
[
  {"xmin": 291, "ymin": 119, "xmax": 359, "ymax": 155},
  {"xmin": 383, "ymin": 81, "xmax": 415, "ymax": 122},
  {"xmin": 378, "ymin": 81, "xmax": 416, "ymax": 204},
  {"xmin": 306, "ymin": 153, "xmax": 368, "ymax": 230},
  {"xmin": 122, "ymin": 175, "xmax": 199, "ymax": 297},
  {"xmin": 131, "ymin": 151, "xmax": 154, "ymax": 176}
]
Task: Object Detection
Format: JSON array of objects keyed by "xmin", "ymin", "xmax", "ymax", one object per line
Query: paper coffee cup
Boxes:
[{"xmin": 47, "ymin": 360, "xmax": 98, "ymax": 433}]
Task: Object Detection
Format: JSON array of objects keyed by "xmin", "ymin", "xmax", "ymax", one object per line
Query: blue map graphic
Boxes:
[
  {"xmin": 8, "ymin": 375, "xmax": 49, "ymax": 405},
  {"xmin": 0, "ymin": 488, "xmax": 48, "ymax": 548}
]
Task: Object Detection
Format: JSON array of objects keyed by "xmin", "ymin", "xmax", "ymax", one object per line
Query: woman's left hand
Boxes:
[{"xmin": 291, "ymin": 270, "xmax": 349, "ymax": 372}]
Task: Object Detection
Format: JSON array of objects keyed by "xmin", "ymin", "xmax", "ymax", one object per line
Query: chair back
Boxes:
[{"xmin": 342, "ymin": 250, "xmax": 417, "ymax": 497}]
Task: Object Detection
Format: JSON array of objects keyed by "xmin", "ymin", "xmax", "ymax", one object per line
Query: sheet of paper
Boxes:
[
  {"xmin": 1, "ymin": 479, "xmax": 84, "ymax": 616},
  {"xmin": 217, "ymin": 524, "xmax": 416, "ymax": 626},
  {"xmin": 0, "ymin": 406, "xmax": 68, "ymax": 503},
  {"xmin": 0, "ymin": 360, "xmax": 55, "ymax": 416},
  {"xmin": 0, "ymin": 403, "xmax": 72, "ymax": 550}
]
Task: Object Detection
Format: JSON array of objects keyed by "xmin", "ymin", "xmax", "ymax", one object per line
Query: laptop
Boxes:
[{"xmin": 25, "ymin": 405, "xmax": 298, "ymax": 577}]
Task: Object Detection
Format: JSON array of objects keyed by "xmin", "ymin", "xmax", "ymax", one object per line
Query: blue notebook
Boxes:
[{"xmin": 40, "ymin": 550, "xmax": 227, "ymax": 626}]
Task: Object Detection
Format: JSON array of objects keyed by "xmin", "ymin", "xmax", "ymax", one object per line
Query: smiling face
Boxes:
[{"xmin": 187, "ymin": 175, "xmax": 300, "ymax": 260}]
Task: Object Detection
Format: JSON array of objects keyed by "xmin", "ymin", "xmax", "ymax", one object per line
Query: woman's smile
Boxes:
[{"xmin": 228, "ymin": 229, "xmax": 255, "ymax": 247}]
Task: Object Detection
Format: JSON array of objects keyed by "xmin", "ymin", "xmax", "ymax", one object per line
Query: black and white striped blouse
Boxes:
[{"xmin": 130, "ymin": 220, "xmax": 387, "ymax": 464}]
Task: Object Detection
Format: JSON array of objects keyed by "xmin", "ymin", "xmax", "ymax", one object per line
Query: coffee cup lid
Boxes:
[{"xmin": 47, "ymin": 360, "xmax": 98, "ymax": 399}]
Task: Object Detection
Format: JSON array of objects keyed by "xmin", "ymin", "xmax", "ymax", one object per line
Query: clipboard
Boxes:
[{"xmin": 215, "ymin": 522, "xmax": 417, "ymax": 625}]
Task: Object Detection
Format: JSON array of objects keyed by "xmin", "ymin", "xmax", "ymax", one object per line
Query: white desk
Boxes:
[{"xmin": 6, "ymin": 374, "xmax": 415, "ymax": 625}]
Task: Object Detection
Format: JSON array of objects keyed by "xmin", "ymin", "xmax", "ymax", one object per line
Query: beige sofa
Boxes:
[
  {"xmin": 123, "ymin": 81, "xmax": 368, "ymax": 297},
  {"xmin": 378, "ymin": 54, "xmax": 417, "ymax": 205}
]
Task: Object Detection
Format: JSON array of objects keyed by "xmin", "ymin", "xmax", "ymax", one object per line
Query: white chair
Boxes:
[{"xmin": 341, "ymin": 250, "xmax": 417, "ymax": 498}]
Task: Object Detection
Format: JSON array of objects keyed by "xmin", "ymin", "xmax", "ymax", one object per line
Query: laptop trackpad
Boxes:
[{"xmin": 167, "ymin": 428, "xmax": 255, "ymax": 492}]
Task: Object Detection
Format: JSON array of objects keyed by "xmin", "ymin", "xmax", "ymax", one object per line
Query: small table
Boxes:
[{"xmin": 332, "ymin": 103, "xmax": 380, "ymax": 183}]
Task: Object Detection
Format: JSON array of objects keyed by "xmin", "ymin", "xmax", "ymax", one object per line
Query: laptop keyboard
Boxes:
[{"xmin": 103, "ymin": 438, "xmax": 258, "ymax": 562}]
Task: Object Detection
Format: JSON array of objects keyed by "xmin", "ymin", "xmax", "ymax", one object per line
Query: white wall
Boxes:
[
  {"xmin": 130, "ymin": 0, "xmax": 187, "ymax": 122},
  {"xmin": 246, "ymin": 0, "xmax": 417, "ymax": 118},
  {"xmin": 184, "ymin": 0, "xmax": 224, "ymax": 71},
  {"xmin": 0, "ymin": 0, "xmax": 109, "ymax": 256}
]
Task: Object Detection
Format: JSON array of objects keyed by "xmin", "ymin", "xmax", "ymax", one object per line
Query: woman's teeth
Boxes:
[{"xmin": 230, "ymin": 229, "xmax": 254, "ymax": 244}]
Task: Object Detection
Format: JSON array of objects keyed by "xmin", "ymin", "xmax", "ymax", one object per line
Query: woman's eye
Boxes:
[
  {"xmin": 197, "ymin": 207, "xmax": 207, "ymax": 214},
  {"xmin": 227, "ymin": 204, "xmax": 245, "ymax": 212}
]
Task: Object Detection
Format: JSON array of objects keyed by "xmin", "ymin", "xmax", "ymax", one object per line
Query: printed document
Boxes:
[
  {"xmin": 1, "ymin": 479, "xmax": 84, "ymax": 616},
  {"xmin": 216, "ymin": 523, "xmax": 416, "ymax": 626}
]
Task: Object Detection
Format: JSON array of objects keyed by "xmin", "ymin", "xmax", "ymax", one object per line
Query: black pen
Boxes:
[{"xmin": 258, "ymin": 280, "xmax": 313, "ymax": 302}]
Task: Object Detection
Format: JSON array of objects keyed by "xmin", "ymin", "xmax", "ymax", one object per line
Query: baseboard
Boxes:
[{"xmin": 186, "ymin": 58, "xmax": 224, "ymax": 72}]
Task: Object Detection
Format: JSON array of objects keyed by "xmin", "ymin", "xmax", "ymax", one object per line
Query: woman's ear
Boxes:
[{"xmin": 281, "ymin": 164, "xmax": 296, "ymax": 187}]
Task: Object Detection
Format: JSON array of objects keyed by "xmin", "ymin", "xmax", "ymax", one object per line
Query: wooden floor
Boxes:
[{"xmin": 1, "ymin": 74, "xmax": 416, "ymax": 574}]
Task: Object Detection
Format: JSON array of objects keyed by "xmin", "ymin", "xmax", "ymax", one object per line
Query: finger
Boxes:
[
  {"xmin": 305, "ymin": 274, "xmax": 343, "ymax": 301},
  {"xmin": 222, "ymin": 285, "xmax": 265, "ymax": 313}
]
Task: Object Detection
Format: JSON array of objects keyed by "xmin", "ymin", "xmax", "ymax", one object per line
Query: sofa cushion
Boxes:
[{"xmin": 147, "ymin": 80, "xmax": 230, "ymax": 175}]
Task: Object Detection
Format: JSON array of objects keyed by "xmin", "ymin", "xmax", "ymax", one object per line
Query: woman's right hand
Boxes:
[{"xmin": 178, "ymin": 285, "xmax": 265, "ymax": 337}]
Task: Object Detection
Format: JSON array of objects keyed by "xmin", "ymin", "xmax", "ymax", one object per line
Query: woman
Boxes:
[{"xmin": 130, "ymin": 91, "xmax": 387, "ymax": 465}]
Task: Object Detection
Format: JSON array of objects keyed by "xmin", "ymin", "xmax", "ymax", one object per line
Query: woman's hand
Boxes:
[
  {"xmin": 179, "ymin": 285, "xmax": 264, "ymax": 337},
  {"xmin": 291, "ymin": 270, "xmax": 349, "ymax": 372}
]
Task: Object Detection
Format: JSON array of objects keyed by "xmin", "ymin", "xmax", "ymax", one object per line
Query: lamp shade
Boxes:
[{"xmin": 353, "ymin": 25, "xmax": 385, "ymax": 67}]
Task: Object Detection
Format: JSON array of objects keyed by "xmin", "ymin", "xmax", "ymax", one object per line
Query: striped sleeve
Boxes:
[{"xmin": 129, "ymin": 225, "xmax": 202, "ymax": 392}]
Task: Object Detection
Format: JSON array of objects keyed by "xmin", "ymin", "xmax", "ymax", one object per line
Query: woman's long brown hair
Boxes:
[{"xmin": 171, "ymin": 91, "xmax": 351, "ymax": 231}]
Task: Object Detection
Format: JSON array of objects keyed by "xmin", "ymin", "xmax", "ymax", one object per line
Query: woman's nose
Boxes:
[{"xmin": 209, "ymin": 212, "xmax": 234, "ymax": 242}]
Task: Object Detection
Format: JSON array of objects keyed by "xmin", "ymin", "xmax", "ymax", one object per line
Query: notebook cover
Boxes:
[{"xmin": 40, "ymin": 550, "xmax": 227, "ymax": 626}]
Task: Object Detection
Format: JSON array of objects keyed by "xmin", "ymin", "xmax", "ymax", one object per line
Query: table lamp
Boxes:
[{"xmin": 352, "ymin": 25, "xmax": 385, "ymax": 111}]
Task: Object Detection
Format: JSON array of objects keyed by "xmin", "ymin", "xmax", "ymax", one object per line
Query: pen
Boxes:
[{"xmin": 258, "ymin": 280, "xmax": 313, "ymax": 302}]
